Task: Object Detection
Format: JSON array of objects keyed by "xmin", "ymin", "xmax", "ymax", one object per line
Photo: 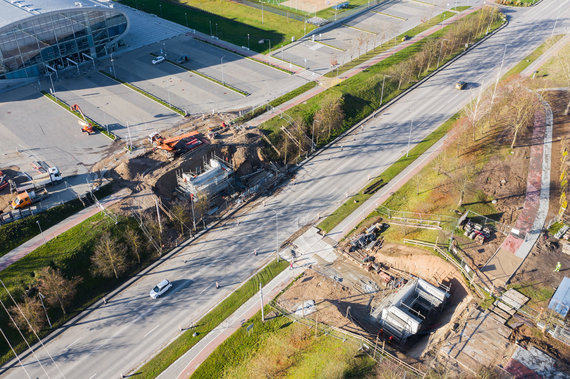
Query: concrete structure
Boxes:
[
  {"xmin": 0, "ymin": 1, "xmax": 128, "ymax": 80},
  {"xmin": 549, "ymin": 276, "xmax": 570, "ymax": 318},
  {"xmin": 372, "ymin": 278, "xmax": 449, "ymax": 342},
  {"xmin": 177, "ymin": 158, "xmax": 233, "ymax": 199}
]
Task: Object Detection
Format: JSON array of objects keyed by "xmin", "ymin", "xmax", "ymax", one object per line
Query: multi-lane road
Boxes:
[{"xmin": 2, "ymin": 0, "xmax": 569, "ymax": 377}]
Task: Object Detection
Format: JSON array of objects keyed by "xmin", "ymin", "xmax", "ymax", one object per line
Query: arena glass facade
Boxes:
[{"xmin": 0, "ymin": 8, "xmax": 128, "ymax": 79}]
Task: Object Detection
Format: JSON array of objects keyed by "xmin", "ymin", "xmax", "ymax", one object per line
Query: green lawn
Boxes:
[
  {"xmin": 317, "ymin": 113, "xmax": 459, "ymax": 233},
  {"xmin": 119, "ymin": 0, "xmax": 315, "ymax": 53},
  {"xmin": 496, "ymin": 0, "xmax": 538, "ymax": 6},
  {"xmin": 0, "ymin": 211, "xmax": 145, "ymax": 365},
  {"xmin": 0, "ymin": 183, "xmax": 113, "ymax": 258},
  {"xmin": 135, "ymin": 258, "xmax": 289, "ymax": 378},
  {"xmin": 192, "ymin": 309, "xmax": 375, "ymax": 378},
  {"xmin": 503, "ymin": 34, "xmax": 564, "ymax": 78}
]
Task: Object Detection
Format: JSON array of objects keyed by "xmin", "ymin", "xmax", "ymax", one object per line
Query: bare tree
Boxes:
[
  {"xmin": 500, "ymin": 81, "xmax": 540, "ymax": 148},
  {"xmin": 124, "ymin": 227, "xmax": 143, "ymax": 264},
  {"xmin": 313, "ymin": 97, "xmax": 345, "ymax": 140},
  {"xmin": 9, "ymin": 297, "xmax": 46, "ymax": 333},
  {"xmin": 91, "ymin": 232, "xmax": 129, "ymax": 279},
  {"xmin": 36, "ymin": 267, "xmax": 80, "ymax": 315},
  {"xmin": 455, "ymin": 166, "xmax": 476, "ymax": 207},
  {"xmin": 170, "ymin": 200, "xmax": 191, "ymax": 237}
]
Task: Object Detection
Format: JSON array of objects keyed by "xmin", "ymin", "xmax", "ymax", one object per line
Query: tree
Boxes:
[
  {"xmin": 91, "ymin": 232, "xmax": 129, "ymax": 279},
  {"xmin": 313, "ymin": 97, "xmax": 344, "ymax": 141},
  {"xmin": 455, "ymin": 165, "xmax": 476, "ymax": 207},
  {"xmin": 124, "ymin": 227, "xmax": 143, "ymax": 264},
  {"xmin": 500, "ymin": 81, "xmax": 540, "ymax": 149},
  {"xmin": 36, "ymin": 267, "xmax": 80, "ymax": 315},
  {"xmin": 9, "ymin": 297, "xmax": 46, "ymax": 333},
  {"xmin": 170, "ymin": 200, "xmax": 191, "ymax": 237}
]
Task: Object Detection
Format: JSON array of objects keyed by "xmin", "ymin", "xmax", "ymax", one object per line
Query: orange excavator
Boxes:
[
  {"xmin": 71, "ymin": 104, "xmax": 94, "ymax": 134},
  {"xmin": 148, "ymin": 130, "xmax": 201, "ymax": 154}
]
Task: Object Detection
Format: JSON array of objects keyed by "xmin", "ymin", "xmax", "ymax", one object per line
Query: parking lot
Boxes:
[{"xmin": 276, "ymin": 0, "xmax": 454, "ymax": 74}]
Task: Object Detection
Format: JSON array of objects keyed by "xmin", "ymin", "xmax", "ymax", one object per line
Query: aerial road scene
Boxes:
[{"xmin": 0, "ymin": 0, "xmax": 569, "ymax": 378}]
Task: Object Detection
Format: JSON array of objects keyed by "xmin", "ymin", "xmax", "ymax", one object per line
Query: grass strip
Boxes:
[
  {"xmin": 495, "ymin": 0, "xmax": 538, "ymax": 6},
  {"xmin": 98, "ymin": 70, "xmax": 187, "ymax": 116},
  {"xmin": 317, "ymin": 113, "xmax": 460, "ymax": 233},
  {"xmin": 119, "ymin": 0, "xmax": 315, "ymax": 54},
  {"xmin": 451, "ymin": 5, "xmax": 471, "ymax": 11},
  {"xmin": 325, "ymin": 10, "xmax": 455, "ymax": 78},
  {"xmin": 135, "ymin": 258, "xmax": 289, "ymax": 378},
  {"xmin": 233, "ymin": 81, "xmax": 317, "ymax": 124},
  {"xmin": 41, "ymin": 92, "xmax": 118, "ymax": 140},
  {"xmin": 150, "ymin": 53, "xmax": 250, "ymax": 96},
  {"xmin": 503, "ymin": 34, "xmax": 564, "ymax": 78},
  {"xmin": 0, "ymin": 184, "xmax": 113, "ymax": 258}
]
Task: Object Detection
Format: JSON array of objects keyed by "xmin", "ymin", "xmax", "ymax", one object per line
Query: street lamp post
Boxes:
[
  {"xmin": 380, "ymin": 75, "xmax": 390, "ymax": 106},
  {"xmin": 185, "ymin": 12, "xmax": 188, "ymax": 27},
  {"xmin": 110, "ymin": 53, "xmax": 116, "ymax": 77},
  {"xmin": 269, "ymin": 209, "xmax": 280, "ymax": 262},
  {"xmin": 49, "ymin": 73, "xmax": 55, "ymax": 95},
  {"xmin": 220, "ymin": 56, "xmax": 225, "ymax": 85},
  {"xmin": 247, "ymin": 33, "xmax": 250, "ymax": 50},
  {"xmin": 209, "ymin": 20, "xmax": 213, "ymax": 36},
  {"xmin": 36, "ymin": 220, "xmax": 46, "ymax": 244},
  {"xmin": 437, "ymin": 39, "xmax": 448, "ymax": 68},
  {"xmin": 407, "ymin": 117, "xmax": 413, "ymax": 158},
  {"xmin": 159, "ymin": 4, "xmax": 162, "ymax": 17},
  {"xmin": 38, "ymin": 292, "xmax": 52, "ymax": 328},
  {"xmin": 491, "ymin": 44, "xmax": 508, "ymax": 106}
]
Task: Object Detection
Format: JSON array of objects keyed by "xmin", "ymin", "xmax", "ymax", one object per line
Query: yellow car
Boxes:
[{"xmin": 456, "ymin": 81, "xmax": 467, "ymax": 90}]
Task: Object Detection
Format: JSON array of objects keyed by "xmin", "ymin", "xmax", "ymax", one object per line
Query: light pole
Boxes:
[
  {"xmin": 38, "ymin": 292, "xmax": 52, "ymax": 328},
  {"xmin": 36, "ymin": 220, "xmax": 46, "ymax": 244},
  {"xmin": 49, "ymin": 73, "xmax": 55, "ymax": 95},
  {"xmin": 491, "ymin": 44, "xmax": 508, "ymax": 106},
  {"xmin": 185, "ymin": 12, "xmax": 188, "ymax": 27},
  {"xmin": 159, "ymin": 4, "xmax": 163, "ymax": 17},
  {"xmin": 220, "ymin": 56, "xmax": 225, "ymax": 85},
  {"xmin": 437, "ymin": 39, "xmax": 448, "ymax": 68},
  {"xmin": 110, "ymin": 53, "xmax": 116, "ymax": 77},
  {"xmin": 312, "ymin": 119, "xmax": 320, "ymax": 151},
  {"xmin": 247, "ymin": 33, "xmax": 250, "ymax": 50},
  {"xmin": 407, "ymin": 116, "xmax": 413, "ymax": 158},
  {"xmin": 209, "ymin": 20, "xmax": 213, "ymax": 36},
  {"xmin": 269, "ymin": 209, "xmax": 280, "ymax": 262},
  {"xmin": 380, "ymin": 75, "xmax": 391, "ymax": 106},
  {"xmin": 215, "ymin": 23, "xmax": 218, "ymax": 37}
]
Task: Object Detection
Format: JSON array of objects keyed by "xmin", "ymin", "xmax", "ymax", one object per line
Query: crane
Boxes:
[
  {"xmin": 148, "ymin": 130, "xmax": 200, "ymax": 152},
  {"xmin": 70, "ymin": 104, "xmax": 94, "ymax": 134}
]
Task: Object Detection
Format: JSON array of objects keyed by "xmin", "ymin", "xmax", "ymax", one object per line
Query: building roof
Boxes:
[{"xmin": 0, "ymin": 0, "xmax": 116, "ymax": 29}]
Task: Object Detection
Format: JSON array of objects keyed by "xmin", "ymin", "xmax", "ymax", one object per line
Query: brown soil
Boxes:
[
  {"xmin": 510, "ymin": 91, "xmax": 570, "ymax": 293},
  {"xmin": 510, "ymin": 324, "xmax": 570, "ymax": 372}
]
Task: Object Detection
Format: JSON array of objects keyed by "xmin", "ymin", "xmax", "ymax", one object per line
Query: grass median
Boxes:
[
  {"xmin": 317, "ymin": 113, "xmax": 459, "ymax": 234},
  {"xmin": 134, "ymin": 258, "xmax": 289, "ymax": 378},
  {"xmin": 503, "ymin": 34, "xmax": 564, "ymax": 78}
]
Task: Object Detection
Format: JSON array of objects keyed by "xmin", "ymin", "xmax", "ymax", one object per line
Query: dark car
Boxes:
[
  {"xmin": 177, "ymin": 55, "xmax": 189, "ymax": 64},
  {"xmin": 456, "ymin": 81, "xmax": 467, "ymax": 90}
]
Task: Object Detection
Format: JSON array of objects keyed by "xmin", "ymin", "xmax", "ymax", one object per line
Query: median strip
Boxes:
[{"xmin": 98, "ymin": 70, "xmax": 187, "ymax": 116}]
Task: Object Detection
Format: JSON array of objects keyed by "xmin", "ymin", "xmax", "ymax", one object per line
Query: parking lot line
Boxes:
[
  {"xmin": 342, "ymin": 24, "xmax": 378, "ymax": 35},
  {"xmin": 370, "ymin": 10, "xmax": 407, "ymax": 21}
]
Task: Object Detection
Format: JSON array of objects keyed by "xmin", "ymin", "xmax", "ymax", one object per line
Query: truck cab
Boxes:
[{"xmin": 12, "ymin": 192, "xmax": 32, "ymax": 209}]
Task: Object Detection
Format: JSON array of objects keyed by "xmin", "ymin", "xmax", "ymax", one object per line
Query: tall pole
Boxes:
[
  {"xmin": 262, "ymin": 2, "xmax": 264, "ymax": 24},
  {"xmin": 185, "ymin": 12, "xmax": 188, "ymax": 27},
  {"xmin": 380, "ymin": 75, "xmax": 386, "ymax": 106},
  {"xmin": 276, "ymin": 212, "xmax": 279, "ymax": 261},
  {"xmin": 36, "ymin": 221, "xmax": 46, "ymax": 244},
  {"xmin": 247, "ymin": 33, "xmax": 250, "ymax": 50},
  {"xmin": 259, "ymin": 281, "xmax": 264, "ymax": 322},
  {"xmin": 190, "ymin": 195, "xmax": 197, "ymax": 230},
  {"xmin": 491, "ymin": 44, "xmax": 507, "ymax": 106},
  {"xmin": 407, "ymin": 118, "xmax": 413, "ymax": 157},
  {"xmin": 38, "ymin": 293, "xmax": 52, "ymax": 328},
  {"xmin": 155, "ymin": 197, "xmax": 162, "ymax": 234},
  {"xmin": 221, "ymin": 56, "xmax": 224, "ymax": 85}
]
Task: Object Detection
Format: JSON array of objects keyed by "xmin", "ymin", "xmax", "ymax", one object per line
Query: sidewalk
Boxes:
[
  {"xmin": 480, "ymin": 96, "xmax": 553, "ymax": 291},
  {"xmin": 0, "ymin": 187, "xmax": 131, "ymax": 272}
]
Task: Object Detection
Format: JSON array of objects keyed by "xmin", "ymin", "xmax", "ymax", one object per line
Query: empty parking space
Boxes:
[
  {"xmin": 53, "ymin": 72, "xmax": 182, "ymax": 144},
  {"xmin": 0, "ymin": 85, "xmax": 111, "ymax": 177},
  {"xmin": 165, "ymin": 37, "xmax": 293, "ymax": 96},
  {"xmin": 111, "ymin": 48, "xmax": 244, "ymax": 114}
]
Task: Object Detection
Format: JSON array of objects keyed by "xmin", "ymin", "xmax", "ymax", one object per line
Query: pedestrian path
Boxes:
[
  {"xmin": 0, "ymin": 187, "xmax": 131, "ymax": 272},
  {"xmin": 480, "ymin": 97, "xmax": 553, "ymax": 291}
]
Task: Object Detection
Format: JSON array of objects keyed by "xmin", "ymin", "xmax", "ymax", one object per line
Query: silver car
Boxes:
[{"xmin": 150, "ymin": 279, "xmax": 172, "ymax": 299}]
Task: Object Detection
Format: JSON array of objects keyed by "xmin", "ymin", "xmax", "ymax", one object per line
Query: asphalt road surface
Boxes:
[{"xmin": 2, "ymin": 1, "xmax": 569, "ymax": 377}]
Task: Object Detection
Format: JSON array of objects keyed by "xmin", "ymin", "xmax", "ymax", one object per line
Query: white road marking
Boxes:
[
  {"xmin": 65, "ymin": 337, "xmax": 82, "ymax": 351},
  {"xmin": 143, "ymin": 325, "xmax": 160, "ymax": 338},
  {"xmin": 88, "ymin": 373, "xmax": 96, "ymax": 379},
  {"xmin": 199, "ymin": 283, "xmax": 213, "ymax": 295}
]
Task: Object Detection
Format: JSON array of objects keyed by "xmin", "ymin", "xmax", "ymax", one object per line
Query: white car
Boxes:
[
  {"xmin": 152, "ymin": 55, "xmax": 165, "ymax": 65},
  {"xmin": 150, "ymin": 279, "xmax": 172, "ymax": 299}
]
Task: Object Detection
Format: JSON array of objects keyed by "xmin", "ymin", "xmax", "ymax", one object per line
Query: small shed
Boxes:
[{"xmin": 548, "ymin": 277, "xmax": 570, "ymax": 317}]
